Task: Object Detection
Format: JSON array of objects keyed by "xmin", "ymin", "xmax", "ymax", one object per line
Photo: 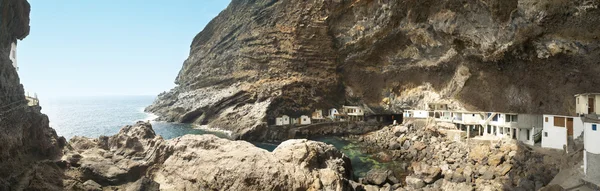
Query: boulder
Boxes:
[
  {"xmin": 82, "ymin": 180, "xmax": 102, "ymax": 191},
  {"xmin": 469, "ymin": 145, "xmax": 491, "ymax": 163},
  {"xmin": 365, "ymin": 169, "xmax": 391, "ymax": 186},
  {"xmin": 393, "ymin": 126, "xmax": 408, "ymax": 136},
  {"xmin": 488, "ymin": 153, "xmax": 504, "ymax": 167},
  {"xmin": 423, "ymin": 167, "xmax": 442, "ymax": 184},
  {"xmin": 405, "ymin": 176, "xmax": 425, "ymax": 189},
  {"xmin": 411, "ymin": 141, "xmax": 427, "ymax": 151},
  {"xmin": 481, "ymin": 170, "xmax": 495, "ymax": 180},
  {"xmin": 496, "ymin": 164, "xmax": 512, "ymax": 176},
  {"xmin": 389, "ymin": 141, "xmax": 402, "ymax": 150}
]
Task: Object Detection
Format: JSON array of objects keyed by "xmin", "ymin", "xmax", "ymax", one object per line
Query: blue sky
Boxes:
[{"xmin": 19, "ymin": 0, "xmax": 231, "ymax": 98}]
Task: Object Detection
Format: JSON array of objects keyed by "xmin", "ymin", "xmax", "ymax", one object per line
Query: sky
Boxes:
[{"xmin": 18, "ymin": 0, "xmax": 231, "ymax": 98}]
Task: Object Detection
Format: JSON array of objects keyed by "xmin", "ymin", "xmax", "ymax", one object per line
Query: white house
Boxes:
[
  {"xmin": 541, "ymin": 115, "xmax": 583, "ymax": 151},
  {"xmin": 403, "ymin": 110, "xmax": 428, "ymax": 119},
  {"xmin": 9, "ymin": 41, "xmax": 17, "ymax": 70},
  {"xmin": 275, "ymin": 115, "xmax": 290, "ymax": 126},
  {"xmin": 312, "ymin": 109, "xmax": 324, "ymax": 120},
  {"xmin": 300, "ymin": 115, "xmax": 311, "ymax": 125},
  {"xmin": 328, "ymin": 108, "xmax": 340, "ymax": 120},
  {"xmin": 342, "ymin": 105, "xmax": 364, "ymax": 121},
  {"xmin": 515, "ymin": 114, "xmax": 543, "ymax": 145},
  {"xmin": 575, "ymin": 93, "xmax": 600, "ymax": 116},
  {"xmin": 583, "ymin": 118, "xmax": 600, "ymax": 181}
]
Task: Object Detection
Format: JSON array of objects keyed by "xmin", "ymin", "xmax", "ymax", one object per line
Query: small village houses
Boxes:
[
  {"xmin": 403, "ymin": 110, "xmax": 428, "ymax": 119},
  {"xmin": 576, "ymin": 93, "xmax": 600, "ymax": 116},
  {"xmin": 329, "ymin": 108, "xmax": 340, "ymax": 120}
]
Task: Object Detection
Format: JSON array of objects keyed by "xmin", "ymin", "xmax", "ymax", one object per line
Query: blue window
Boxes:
[{"xmin": 593, "ymin": 124, "xmax": 597, "ymax": 131}]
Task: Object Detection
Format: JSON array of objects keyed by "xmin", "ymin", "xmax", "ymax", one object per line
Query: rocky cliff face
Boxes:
[
  {"xmin": 147, "ymin": 0, "xmax": 600, "ymax": 139},
  {"xmin": 64, "ymin": 122, "xmax": 355, "ymax": 190},
  {"xmin": 0, "ymin": 0, "xmax": 65, "ymax": 190}
]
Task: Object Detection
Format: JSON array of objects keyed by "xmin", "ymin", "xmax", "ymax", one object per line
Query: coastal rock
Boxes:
[
  {"xmin": 63, "ymin": 122, "xmax": 355, "ymax": 190},
  {"xmin": 365, "ymin": 169, "xmax": 391, "ymax": 186},
  {"xmin": 488, "ymin": 153, "xmax": 504, "ymax": 167},
  {"xmin": 405, "ymin": 176, "xmax": 425, "ymax": 189}
]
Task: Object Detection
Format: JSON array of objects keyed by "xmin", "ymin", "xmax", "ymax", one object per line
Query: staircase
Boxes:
[{"xmin": 479, "ymin": 112, "xmax": 497, "ymax": 128}]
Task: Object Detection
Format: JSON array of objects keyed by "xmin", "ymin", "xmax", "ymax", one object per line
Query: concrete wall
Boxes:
[
  {"xmin": 462, "ymin": 113, "xmax": 483, "ymax": 124},
  {"xmin": 585, "ymin": 151, "xmax": 600, "ymax": 181},
  {"xmin": 517, "ymin": 114, "xmax": 543, "ymax": 129},
  {"xmin": 574, "ymin": 117, "xmax": 584, "ymax": 138},
  {"xmin": 584, "ymin": 122, "xmax": 600, "ymax": 154},
  {"xmin": 413, "ymin": 110, "xmax": 428, "ymax": 118}
]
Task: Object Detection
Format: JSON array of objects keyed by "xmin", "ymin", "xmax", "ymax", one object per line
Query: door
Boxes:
[
  {"xmin": 567, "ymin": 118, "xmax": 574, "ymax": 136},
  {"xmin": 589, "ymin": 97, "xmax": 595, "ymax": 114}
]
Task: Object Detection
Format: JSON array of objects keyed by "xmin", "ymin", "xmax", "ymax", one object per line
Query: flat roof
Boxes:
[{"xmin": 575, "ymin": 93, "xmax": 600, "ymax": 97}]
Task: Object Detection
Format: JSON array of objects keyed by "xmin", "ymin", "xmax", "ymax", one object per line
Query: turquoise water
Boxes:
[
  {"xmin": 40, "ymin": 95, "xmax": 227, "ymax": 140},
  {"xmin": 255, "ymin": 136, "xmax": 405, "ymax": 178}
]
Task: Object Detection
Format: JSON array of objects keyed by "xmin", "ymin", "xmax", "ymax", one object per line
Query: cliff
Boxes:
[
  {"xmin": 0, "ymin": 0, "xmax": 65, "ymax": 190},
  {"xmin": 147, "ymin": 0, "xmax": 600, "ymax": 140}
]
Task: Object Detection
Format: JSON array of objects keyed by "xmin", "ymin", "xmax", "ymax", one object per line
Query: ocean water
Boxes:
[{"xmin": 41, "ymin": 95, "xmax": 228, "ymax": 140}]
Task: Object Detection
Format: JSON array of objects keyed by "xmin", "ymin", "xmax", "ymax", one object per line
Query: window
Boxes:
[
  {"xmin": 554, "ymin": 117, "xmax": 566, "ymax": 127},
  {"xmin": 544, "ymin": 132, "xmax": 548, "ymax": 137},
  {"xmin": 527, "ymin": 130, "xmax": 530, "ymax": 140},
  {"xmin": 303, "ymin": 118, "xmax": 306, "ymax": 121},
  {"xmin": 593, "ymin": 124, "xmax": 597, "ymax": 131},
  {"xmin": 500, "ymin": 128, "xmax": 503, "ymax": 134},
  {"xmin": 545, "ymin": 117, "xmax": 548, "ymax": 122},
  {"xmin": 578, "ymin": 98, "xmax": 579, "ymax": 104}
]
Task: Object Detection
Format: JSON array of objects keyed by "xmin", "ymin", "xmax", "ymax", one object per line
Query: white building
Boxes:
[
  {"xmin": 9, "ymin": 42, "xmax": 17, "ymax": 70},
  {"xmin": 583, "ymin": 118, "xmax": 600, "ymax": 181},
  {"xmin": 300, "ymin": 115, "xmax": 311, "ymax": 125},
  {"xmin": 403, "ymin": 110, "xmax": 428, "ymax": 119},
  {"xmin": 541, "ymin": 115, "xmax": 583, "ymax": 151},
  {"xmin": 342, "ymin": 105, "xmax": 364, "ymax": 121},
  {"xmin": 275, "ymin": 115, "xmax": 290, "ymax": 126},
  {"xmin": 328, "ymin": 108, "xmax": 340, "ymax": 120},
  {"xmin": 312, "ymin": 109, "xmax": 324, "ymax": 120},
  {"xmin": 575, "ymin": 93, "xmax": 600, "ymax": 116}
]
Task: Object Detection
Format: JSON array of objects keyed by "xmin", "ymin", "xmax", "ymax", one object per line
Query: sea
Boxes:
[{"xmin": 41, "ymin": 95, "xmax": 403, "ymax": 177}]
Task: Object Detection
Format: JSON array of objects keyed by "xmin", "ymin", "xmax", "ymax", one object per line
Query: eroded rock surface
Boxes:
[
  {"xmin": 147, "ymin": 0, "xmax": 600, "ymax": 140},
  {"xmin": 64, "ymin": 122, "xmax": 356, "ymax": 190},
  {"xmin": 0, "ymin": 0, "xmax": 65, "ymax": 190}
]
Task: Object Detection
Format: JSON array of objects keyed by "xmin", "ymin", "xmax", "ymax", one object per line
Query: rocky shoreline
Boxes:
[
  {"xmin": 61, "ymin": 121, "xmax": 358, "ymax": 190},
  {"xmin": 52, "ymin": 119, "xmax": 580, "ymax": 190},
  {"xmin": 346, "ymin": 120, "xmax": 579, "ymax": 190}
]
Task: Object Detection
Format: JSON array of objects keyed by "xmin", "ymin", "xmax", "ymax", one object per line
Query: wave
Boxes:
[
  {"xmin": 137, "ymin": 107, "xmax": 159, "ymax": 122},
  {"xmin": 194, "ymin": 125, "xmax": 233, "ymax": 137}
]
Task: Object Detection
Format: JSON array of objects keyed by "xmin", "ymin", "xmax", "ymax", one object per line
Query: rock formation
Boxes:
[
  {"xmin": 0, "ymin": 0, "xmax": 65, "ymax": 190},
  {"xmin": 63, "ymin": 122, "xmax": 356, "ymax": 190},
  {"xmin": 350, "ymin": 121, "xmax": 575, "ymax": 190},
  {"xmin": 147, "ymin": 0, "xmax": 600, "ymax": 140}
]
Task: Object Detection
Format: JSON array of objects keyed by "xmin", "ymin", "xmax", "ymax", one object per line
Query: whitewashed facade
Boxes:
[
  {"xmin": 300, "ymin": 115, "xmax": 311, "ymax": 125},
  {"xmin": 403, "ymin": 110, "xmax": 428, "ymax": 119},
  {"xmin": 575, "ymin": 93, "xmax": 600, "ymax": 116},
  {"xmin": 584, "ymin": 120, "xmax": 600, "ymax": 180},
  {"xmin": 541, "ymin": 115, "xmax": 583, "ymax": 150}
]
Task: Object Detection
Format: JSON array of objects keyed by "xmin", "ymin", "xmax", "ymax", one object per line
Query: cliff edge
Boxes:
[
  {"xmin": 147, "ymin": 0, "xmax": 600, "ymax": 140},
  {"xmin": 0, "ymin": 0, "xmax": 65, "ymax": 190}
]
